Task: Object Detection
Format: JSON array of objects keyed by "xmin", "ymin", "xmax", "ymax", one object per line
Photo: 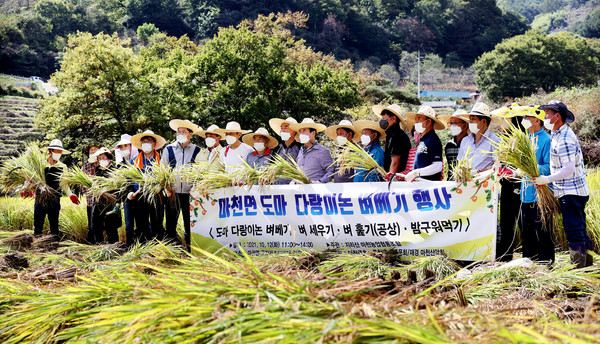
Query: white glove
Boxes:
[
  {"xmin": 289, "ymin": 180, "xmax": 297, "ymax": 185},
  {"xmin": 310, "ymin": 180, "xmax": 322, "ymax": 184},
  {"xmin": 533, "ymin": 176, "xmax": 550, "ymax": 185},
  {"xmin": 470, "ymin": 169, "xmax": 479, "ymax": 177},
  {"xmin": 165, "ymin": 189, "xmax": 173, "ymax": 197},
  {"xmin": 127, "ymin": 192, "xmax": 136, "ymax": 200},
  {"xmin": 404, "ymin": 170, "xmax": 418, "ymax": 183},
  {"xmin": 513, "ymin": 169, "xmax": 523, "ymax": 178}
]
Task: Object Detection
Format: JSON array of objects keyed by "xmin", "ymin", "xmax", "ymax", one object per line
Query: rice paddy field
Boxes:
[{"xmin": 0, "ymin": 170, "xmax": 599, "ymax": 343}]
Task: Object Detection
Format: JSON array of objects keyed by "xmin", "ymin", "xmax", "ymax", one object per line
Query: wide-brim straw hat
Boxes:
[
  {"xmin": 289, "ymin": 118, "xmax": 327, "ymax": 132},
  {"xmin": 269, "ymin": 117, "xmax": 298, "ymax": 135},
  {"xmin": 404, "ymin": 105, "xmax": 445, "ymax": 130},
  {"xmin": 214, "ymin": 121, "xmax": 251, "ymax": 136},
  {"xmin": 114, "ymin": 134, "xmax": 132, "ymax": 148},
  {"xmin": 461, "ymin": 102, "xmax": 503, "ymax": 126},
  {"xmin": 91, "ymin": 147, "xmax": 113, "ymax": 160},
  {"xmin": 41, "ymin": 139, "xmax": 71, "ymax": 154},
  {"xmin": 242, "ymin": 127, "xmax": 279, "ymax": 149},
  {"xmin": 353, "ymin": 120, "xmax": 386, "ymax": 140},
  {"xmin": 372, "ymin": 104, "xmax": 407, "ymax": 129},
  {"xmin": 324, "ymin": 120, "xmax": 361, "ymax": 142},
  {"xmin": 438, "ymin": 109, "xmax": 469, "ymax": 128},
  {"xmin": 169, "ymin": 119, "xmax": 200, "ymax": 133},
  {"xmin": 130, "ymin": 130, "xmax": 167, "ymax": 150},
  {"xmin": 197, "ymin": 124, "xmax": 223, "ymax": 138}
]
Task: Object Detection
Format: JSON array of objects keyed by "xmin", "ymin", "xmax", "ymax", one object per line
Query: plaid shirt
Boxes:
[
  {"xmin": 82, "ymin": 162, "xmax": 98, "ymax": 206},
  {"xmin": 550, "ymin": 124, "xmax": 589, "ymax": 198}
]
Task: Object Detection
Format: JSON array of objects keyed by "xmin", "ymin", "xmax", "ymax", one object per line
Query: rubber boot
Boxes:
[
  {"xmin": 585, "ymin": 239, "xmax": 594, "ymax": 267},
  {"xmin": 568, "ymin": 242, "xmax": 588, "ymax": 269}
]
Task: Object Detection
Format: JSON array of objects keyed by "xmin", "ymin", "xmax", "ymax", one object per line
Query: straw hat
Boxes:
[
  {"xmin": 91, "ymin": 147, "xmax": 113, "ymax": 160},
  {"xmin": 438, "ymin": 109, "xmax": 469, "ymax": 128},
  {"xmin": 289, "ymin": 118, "xmax": 327, "ymax": 132},
  {"xmin": 353, "ymin": 120, "xmax": 386, "ymax": 140},
  {"xmin": 169, "ymin": 119, "xmax": 200, "ymax": 133},
  {"xmin": 41, "ymin": 139, "xmax": 71, "ymax": 154},
  {"xmin": 214, "ymin": 121, "xmax": 251, "ymax": 136},
  {"xmin": 196, "ymin": 124, "xmax": 223, "ymax": 138},
  {"xmin": 114, "ymin": 134, "xmax": 132, "ymax": 148},
  {"xmin": 268, "ymin": 117, "xmax": 298, "ymax": 135},
  {"xmin": 372, "ymin": 104, "xmax": 407, "ymax": 128},
  {"xmin": 324, "ymin": 120, "xmax": 360, "ymax": 142},
  {"xmin": 130, "ymin": 130, "xmax": 167, "ymax": 150},
  {"xmin": 242, "ymin": 127, "xmax": 279, "ymax": 149},
  {"xmin": 404, "ymin": 105, "xmax": 445, "ymax": 130}
]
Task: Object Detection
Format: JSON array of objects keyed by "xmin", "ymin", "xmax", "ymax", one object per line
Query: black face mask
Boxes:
[{"xmin": 379, "ymin": 119, "xmax": 389, "ymax": 130}]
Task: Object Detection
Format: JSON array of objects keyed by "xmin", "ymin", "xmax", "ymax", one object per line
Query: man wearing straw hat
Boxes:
[
  {"xmin": 129, "ymin": 130, "xmax": 166, "ymax": 243},
  {"xmin": 162, "ymin": 119, "xmax": 202, "ymax": 249},
  {"xmin": 269, "ymin": 116, "xmax": 302, "ymax": 184},
  {"xmin": 216, "ymin": 121, "xmax": 254, "ymax": 172},
  {"xmin": 374, "ymin": 104, "xmax": 412, "ymax": 177},
  {"xmin": 243, "ymin": 127, "xmax": 278, "ymax": 169},
  {"xmin": 353, "ymin": 120, "xmax": 385, "ymax": 182},
  {"xmin": 88, "ymin": 147, "xmax": 120, "ymax": 244},
  {"xmin": 511, "ymin": 106, "xmax": 554, "ymax": 265},
  {"xmin": 438, "ymin": 109, "xmax": 469, "ymax": 179},
  {"xmin": 114, "ymin": 134, "xmax": 138, "ymax": 247},
  {"xmin": 456, "ymin": 102, "xmax": 500, "ymax": 174},
  {"xmin": 325, "ymin": 120, "xmax": 360, "ymax": 183},
  {"xmin": 34, "ymin": 139, "xmax": 80, "ymax": 238},
  {"xmin": 402, "ymin": 106, "xmax": 445, "ymax": 182},
  {"xmin": 534, "ymin": 100, "xmax": 592, "ymax": 268},
  {"xmin": 290, "ymin": 118, "xmax": 335, "ymax": 183},
  {"xmin": 196, "ymin": 125, "xmax": 224, "ymax": 165}
]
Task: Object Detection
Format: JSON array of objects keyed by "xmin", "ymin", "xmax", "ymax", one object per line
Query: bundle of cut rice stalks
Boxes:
[
  {"xmin": 0, "ymin": 143, "xmax": 55, "ymax": 202},
  {"xmin": 190, "ymin": 163, "xmax": 240, "ymax": 194},
  {"xmin": 142, "ymin": 162, "xmax": 177, "ymax": 202},
  {"xmin": 60, "ymin": 168, "xmax": 118, "ymax": 203},
  {"xmin": 264, "ymin": 154, "xmax": 311, "ymax": 184},
  {"xmin": 94, "ymin": 164, "xmax": 144, "ymax": 201},
  {"xmin": 493, "ymin": 121, "xmax": 561, "ymax": 226},
  {"xmin": 334, "ymin": 142, "xmax": 386, "ymax": 181},
  {"xmin": 451, "ymin": 147, "xmax": 473, "ymax": 184}
]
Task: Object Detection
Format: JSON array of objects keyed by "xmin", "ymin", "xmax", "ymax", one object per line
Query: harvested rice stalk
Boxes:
[
  {"xmin": 192, "ymin": 163, "xmax": 239, "ymax": 194},
  {"xmin": 0, "ymin": 143, "xmax": 55, "ymax": 202},
  {"xmin": 1, "ymin": 233, "xmax": 34, "ymax": 251},
  {"xmin": 142, "ymin": 162, "xmax": 176, "ymax": 202},
  {"xmin": 238, "ymin": 161, "xmax": 269, "ymax": 189},
  {"xmin": 493, "ymin": 121, "xmax": 561, "ymax": 227},
  {"xmin": 335, "ymin": 142, "xmax": 386, "ymax": 180},
  {"xmin": 451, "ymin": 147, "xmax": 473, "ymax": 184},
  {"xmin": 177, "ymin": 161, "xmax": 211, "ymax": 186},
  {"xmin": 96, "ymin": 164, "xmax": 144, "ymax": 198},
  {"xmin": 60, "ymin": 167, "xmax": 94, "ymax": 190},
  {"xmin": 264, "ymin": 154, "xmax": 311, "ymax": 184}
]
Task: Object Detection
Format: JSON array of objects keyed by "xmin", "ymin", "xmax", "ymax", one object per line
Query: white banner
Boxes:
[{"xmin": 190, "ymin": 177, "xmax": 499, "ymax": 261}]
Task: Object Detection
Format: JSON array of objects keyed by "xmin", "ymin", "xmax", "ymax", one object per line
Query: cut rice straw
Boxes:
[
  {"xmin": 334, "ymin": 142, "xmax": 386, "ymax": 180},
  {"xmin": 264, "ymin": 154, "xmax": 311, "ymax": 184}
]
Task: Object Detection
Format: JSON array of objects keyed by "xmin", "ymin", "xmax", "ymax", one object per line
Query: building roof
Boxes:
[{"xmin": 419, "ymin": 90, "xmax": 472, "ymax": 98}]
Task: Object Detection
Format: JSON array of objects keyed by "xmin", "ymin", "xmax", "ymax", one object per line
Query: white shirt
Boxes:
[{"xmin": 219, "ymin": 143, "xmax": 254, "ymax": 172}]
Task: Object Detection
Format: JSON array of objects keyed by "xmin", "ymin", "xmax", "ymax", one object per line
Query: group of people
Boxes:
[{"xmin": 31, "ymin": 100, "xmax": 593, "ymax": 268}]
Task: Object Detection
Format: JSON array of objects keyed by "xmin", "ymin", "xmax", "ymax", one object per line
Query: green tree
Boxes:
[{"xmin": 474, "ymin": 30, "xmax": 598, "ymax": 102}]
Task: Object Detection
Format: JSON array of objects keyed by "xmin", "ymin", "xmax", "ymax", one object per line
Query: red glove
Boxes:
[
  {"xmin": 384, "ymin": 172, "xmax": 394, "ymax": 181},
  {"xmin": 20, "ymin": 190, "xmax": 28, "ymax": 198},
  {"xmin": 498, "ymin": 167, "xmax": 514, "ymax": 178},
  {"xmin": 70, "ymin": 194, "xmax": 80, "ymax": 205}
]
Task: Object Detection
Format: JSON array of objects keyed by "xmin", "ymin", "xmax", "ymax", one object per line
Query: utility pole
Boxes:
[{"xmin": 417, "ymin": 50, "xmax": 421, "ymax": 98}]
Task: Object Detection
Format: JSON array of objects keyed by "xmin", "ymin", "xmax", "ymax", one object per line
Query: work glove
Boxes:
[
  {"xmin": 69, "ymin": 194, "xmax": 80, "ymax": 205},
  {"xmin": 127, "ymin": 192, "xmax": 136, "ymax": 200},
  {"xmin": 533, "ymin": 176, "xmax": 550, "ymax": 186},
  {"xmin": 404, "ymin": 170, "xmax": 418, "ymax": 183}
]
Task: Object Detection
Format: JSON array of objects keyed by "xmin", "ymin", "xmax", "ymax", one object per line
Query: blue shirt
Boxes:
[
  {"xmin": 246, "ymin": 148, "xmax": 273, "ymax": 169},
  {"xmin": 520, "ymin": 128, "xmax": 551, "ymax": 203},
  {"xmin": 354, "ymin": 141, "xmax": 384, "ymax": 182},
  {"xmin": 413, "ymin": 130, "xmax": 443, "ymax": 181},
  {"xmin": 457, "ymin": 129, "xmax": 500, "ymax": 170}
]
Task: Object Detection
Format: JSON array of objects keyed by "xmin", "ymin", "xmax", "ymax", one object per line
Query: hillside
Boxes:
[{"xmin": 0, "ymin": 96, "xmax": 42, "ymax": 160}]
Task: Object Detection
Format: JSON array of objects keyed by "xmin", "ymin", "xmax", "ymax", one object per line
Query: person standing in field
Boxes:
[
  {"xmin": 114, "ymin": 134, "xmax": 138, "ymax": 247},
  {"xmin": 216, "ymin": 122, "xmax": 254, "ymax": 172},
  {"xmin": 352, "ymin": 120, "xmax": 385, "ymax": 182},
  {"xmin": 243, "ymin": 127, "xmax": 278, "ymax": 169},
  {"xmin": 534, "ymin": 100, "xmax": 593, "ymax": 268},
  {"xmin": 269, "ymin": 116, "xmax": 302, "ymax": 184},
  {"xmin": 88, "ymin": 147, "xmax": 120, "ymax": 244},
  {"xmin": 373, "ymin": 104, "xmax": 411, "ymax": 178},
  {"xmin": 290, "ymin": 118, "xmax": 334, "ymax": 183},
  {"xmin": 325, "ymin": 120, "xmax": 360, "ymax": 183},
  {"xmin": 196, "ymin": 125, "xmax": 224, "ymax": 165},
  {"xmin": 438, "ymin": 109, "xmax": 469, "ymax": 180},
  {"xmin": 82, "ymin": 142, "xmax": 100, "ymax": 239},
  {"xmin": 402, "ymin": 106, "xmax": 445, "ymax": 182}
]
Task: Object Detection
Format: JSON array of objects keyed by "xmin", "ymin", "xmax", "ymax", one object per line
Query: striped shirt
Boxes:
[{"xmin": 550, "ymin": 124, "xmax": 589, "ymax": 198}]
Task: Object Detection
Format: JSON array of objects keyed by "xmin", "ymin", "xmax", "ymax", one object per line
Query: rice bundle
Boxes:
[
  {"xmin": 0, "ymin": 143, "xmax": 53, "ymax": 200},
  {"xmin": 451, "ymin": 147, "xmax": 473, "ymax": 184},
  {"xmin": 95, "ymin": 164, "xmax": 144, "ymax": 199},
  {"xmin": 191, "ymin": 163, "xmax": 239, "ymax": 194},
  {"xmin": 60, "ymin": 167, "xmax": 94, "ymax": 190},
  {"xmin": 334, "ymin": 142, "xmax": 386, "ymax": 181},
  {"xmin": 142, "ymin": 162, "xmax": 177, "ymax": 201},
  {"xmin": 493, "ymin": 121, "xmax": 561, "ymax": 227},
  {"xmin": 264, "ymin": 154, "xmax": 311, "ymax": 184}
]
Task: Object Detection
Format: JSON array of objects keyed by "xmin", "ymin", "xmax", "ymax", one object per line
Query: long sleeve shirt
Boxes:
[
  {"xmin": 549, "ymin": 124, "xmax": 589, "ymax": 198},
  {"xmin": 161, "ymin": 141, "xmax": 200, "ymax": 194},
  {"xmin": 520, "ymin": 128, "xmax": 551, "ymax": 203},
  {"xmin": 296, "ymin": 141, "xmax": 334, "ymax": 183},
  {"xmin": 457, "ymin": 129, "xmax": 500, "ymax": 170},
  {"xmin": 354, "ymin": 141, "xmax": 384, "ymax": 182}
]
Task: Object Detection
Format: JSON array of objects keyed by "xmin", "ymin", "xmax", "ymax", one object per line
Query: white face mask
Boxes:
[
  {"xmin": 141, "ymin": 143, "xmax": 153, "ymax": 153},
  {"xmin": 336, "ymin": 136, "xmax": 348, "ymax": 145},
  {"xmin": 254, "ymin": 142, "xmax": 265, "ymax": 151},
  {"xmin": 544, "ymin": 114, "xmax": 556, "ymax": 130},
  {"xmin": 120, "ymin": 149, "xmax": 130, "ymax": 158},
  {"xmin": 360, "ymin": 134, "xmax": 372, "ymax": 146},
  {"xmin": 205, "ymin": 137, "xmax": 216, "ymax": 148},
  {"xmin": 469, "ymin": 122, "xmax": 480, "ymax": 134},
  {"xmin": 51, "ymin": 152, "xmax": 61, "ymax": 161},
  {"xmin": 176, "ymin": 134, "xmax": 189, "ymax": 144},
  {"xmin": 280, "ymin": 132, "xmax": 291, "ymax": 141},
  {"xmin": 225, "ymin": 135, "xmax": 237, "ymax": 145},
  {"xmin": 299, "ymin": 134, "xmax": 310, "ymax": 144},
  {"xmin": 99, "ymin": 160, "xmax": 110, "ymax": 168},
  {"xmin": 521, "ymin": 119, "xmax": 532, "ymax": 130},
  {"xmin": 449, "ymin": 125, "xmax": 462, "ymax": 136},
  {"xmin": 414, "ymin": 122, "xmax": 426, "ymax": 134}
]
